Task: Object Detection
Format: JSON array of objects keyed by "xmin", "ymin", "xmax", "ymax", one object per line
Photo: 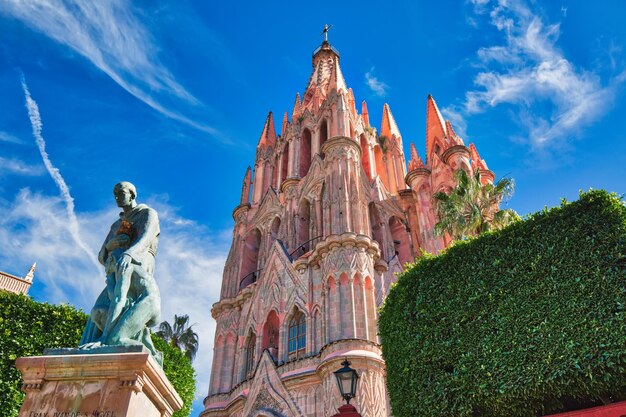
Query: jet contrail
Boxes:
[{"xmin": 20, "ymin": 72, "xmax": 101, "ymax": 272}]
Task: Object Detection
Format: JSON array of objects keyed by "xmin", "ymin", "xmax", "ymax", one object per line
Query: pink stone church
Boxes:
[{"xmin": 201, "ymin": 37, "xmax": 496, "ymax": 417}]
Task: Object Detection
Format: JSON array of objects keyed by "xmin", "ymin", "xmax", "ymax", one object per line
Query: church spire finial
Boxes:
[
  {"xmin": 321, "ymin": 24, "xmax": 332, "ymax": 43},
  {"xmin": 24, "ymin": 262, "xmax": 36, "ymax": 282}
]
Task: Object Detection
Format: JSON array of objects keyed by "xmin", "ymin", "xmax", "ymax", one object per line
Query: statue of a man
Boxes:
[{"xmin": 80, "ymin": 181, "xmax": 161, "ymax": 361}]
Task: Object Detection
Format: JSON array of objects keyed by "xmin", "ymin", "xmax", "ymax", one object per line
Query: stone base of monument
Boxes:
[{"xmin": 16, "ymin": 346, "xmax": 182, "ymax": 417}]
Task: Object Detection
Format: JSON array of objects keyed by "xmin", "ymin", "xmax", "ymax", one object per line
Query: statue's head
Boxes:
[{"xmin": 113, "ymin": 181, "xmax": 137, "ymax": 208}]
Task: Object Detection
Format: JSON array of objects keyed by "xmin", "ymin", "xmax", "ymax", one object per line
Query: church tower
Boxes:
[{"xmin": 201, "ymin": 35, "xmax": 496, "ymax": 417}]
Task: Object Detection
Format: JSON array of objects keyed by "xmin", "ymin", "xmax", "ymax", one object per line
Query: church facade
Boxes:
[
  {"xmin": 201, "ymin": 38, "xmax": 495, "ymax": 417},
  {"xmin": 0, "ymin": 263, "xmax": 35, "ymax": 295}
]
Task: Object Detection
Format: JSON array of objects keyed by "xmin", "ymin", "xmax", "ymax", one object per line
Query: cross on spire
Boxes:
[{"xmin": 321, "ymin": 24, "xmax": 332, "ymax": 42}]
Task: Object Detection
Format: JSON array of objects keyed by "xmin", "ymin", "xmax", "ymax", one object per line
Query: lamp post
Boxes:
[{"xmin": 331, "ymin": 359, "xmax": 362, "ymax": 417}]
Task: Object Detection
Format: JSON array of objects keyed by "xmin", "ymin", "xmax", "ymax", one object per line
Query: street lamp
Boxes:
[{"xmin": 334, "ymin": 359, "xmax": 359, "ymax": 404}]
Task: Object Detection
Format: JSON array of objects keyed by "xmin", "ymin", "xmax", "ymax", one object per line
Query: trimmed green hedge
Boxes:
[
  {"xmin": 0, "ymin": 292, "xmax": 195, "ymax": 417},
  {"xmin": 154, "ymin": 335, "xmax": 196, "ymax": 417},
  {"xmin": 379, "ymin": 190, "xmax": 626, "ymax": 417}
]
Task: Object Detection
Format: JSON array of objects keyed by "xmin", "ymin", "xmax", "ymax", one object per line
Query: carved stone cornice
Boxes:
[
  {"xmin": 405, "ymin": 167, "xmax": 431, "ymax": 187},
  {"xmin": 479, "ymin": 168, "xmax": 495, "ymax": 184},
  {"xmin": 441, "ymin": 144, "xmax": 470, "ymax": 165},
  {"xmin": 316, "ymin": 339, "xmax": 385, "ymax": 378},
  {"xmin": 232, "ymin": 203, "xmax": 250, "ymax": 222},
  {"xmin": 320, "ymin": 136, "xmax": 361, "ymax": 163},
  {"xmin": 306, "ymin": 232, "xmax": 380, "ymax": 269},
  {"xmin": 280, "ymin": 177, "xmax": 300, "ymax": 194},
  {"xmin": 211, "ymin": 285, "xmax": 254, "ymax": 318}
]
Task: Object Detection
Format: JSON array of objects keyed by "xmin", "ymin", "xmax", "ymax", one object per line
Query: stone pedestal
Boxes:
[{"xmin": 16, "ymin": 348, "xmax": 183, "ymax": 417}]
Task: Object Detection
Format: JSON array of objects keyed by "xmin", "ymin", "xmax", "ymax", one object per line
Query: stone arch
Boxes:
[
  {"xmin": 262, "ymin": 160, "xmax": 272, "ymax": 193},
  {"xmin": 319, "ymin": 119, "xmax": 329, "ymax": 152},
  {"xmin": 273, "ymin": 154, "xmax": 280, "ymax": 189},
  {"xmin": 251, "ymin": 412, "xmax": 282, "ymax": 417},
  {"xmin": 270, "ymin": 216, "xmax": 281, "ymax": 244},
  {"xmin": 281, "ymin": 143, "xmax": 290, "ymax": 183},
  {"xmin": 368, "ymin": 202, "xmax": 385, "ymax": 256},
  {"xmin": 262, "ymin": 310, "xmax": 280, "ymax": 358},
  {"xmin": 389, "ymin": 216, "xmax": 412, "ymax": 265},
  {"xmin": 299, "ymin": 128, "xmax": 312, "ymax": 177},
  {"xmin": 286, "ymin": 304, "xmax": 307, "ymax": 360},
  {"xmin": 243, "ymin": 329, "xmax": 257, "ymax": 380},
  {"xmin": 240, "ymin": 228, "xmax": 261, "ymax": 290}
]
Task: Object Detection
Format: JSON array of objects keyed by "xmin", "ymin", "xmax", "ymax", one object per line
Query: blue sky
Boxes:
[{"xmin": 0, "ymin": 0, "xmax": 624, "ymax": 414}]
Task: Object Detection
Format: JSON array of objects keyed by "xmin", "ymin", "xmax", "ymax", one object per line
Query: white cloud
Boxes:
[
  {"xmin": 452, "ymin": 0, "xmax": 624, "ymax": 149},
  {"xmin": 21, "ymin": 74, "xmax": 101, "ymax": 271},
  {"xmin": 0, "ymin": 0, "xmax": 221, "ymax": 137},
  {"xmin": 0, "ymin": 131, "xmax": 24, "ymax": 144},
  {"xmin": 0, "ymin": 157, "xmax": 44, "ymax": 176},
  {"xmin": 365, "ymin": 68, "xmax": 389, "ymax": 97},
  {"xmin": 0, "ymin": 189, "xmax": 229, "ymax": 404}
]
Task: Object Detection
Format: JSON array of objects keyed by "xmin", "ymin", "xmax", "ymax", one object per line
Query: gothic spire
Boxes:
[
  {"xmin": 257, "ymin": 111, "xmax": 277, "ymax": 150},
  {"xmin": 408, "ymin": 143, "xmax": 425, "ymax": 171},
  {"xmin": 361, "ymin": 100, "xmax": 370, "ymax": 127},
  {"xmin": 292, "ymin": 93, "xmax": 302, "ymax": 119},
  {"xmin": 302, "ymin": 37, "xmax": 346, "ymax": 110},
  {"xmin": 444, "ymin": 120, "xmax": 464, "ymax": 147},
  {"xmin": 469, "ymin": 143, "xmax": 489, "ymax": 171},
  {"xmin": 381, "ymin": 103, "xmax": 402, "ymax": 140},
  {"xmin": 282, "ymin": 111, "xmax": 289, "ymax": 136},
  {"xmin": 425, "ymin": 94, "xmax": 447, "ymax": 158}
]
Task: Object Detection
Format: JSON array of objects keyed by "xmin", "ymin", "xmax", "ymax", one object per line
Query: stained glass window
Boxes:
[{"xmin": 288, "ymin": 312, "xmax": 306, "ymax": 358}]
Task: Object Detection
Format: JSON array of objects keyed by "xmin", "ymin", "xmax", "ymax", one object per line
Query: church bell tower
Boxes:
[{"xmin": 202, "ymin": 30, "xmax": 496, "ymax": 417}]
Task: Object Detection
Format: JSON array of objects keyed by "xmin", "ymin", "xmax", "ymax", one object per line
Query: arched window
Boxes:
[
  {"xmin": 319, "ymin": 119, "xmax": 328, "ymax": 151},
  {"xmin": 281, "ymin": 144, "xmax": 290, "ymax": 183},
  {"xmin": 369, "ymin": 202, "xmax": 384, "ymax": 253},
  {"xmin": 389, "ymin": 216, "xmax": 412, "ymax": 265},
  {"xmin": 288, "ymin": 311, "xmax": 306, "ymax": 359},
  {"xmin": 244, "ymin": 332, "xmax": 256, "ymax": 378},
  {"xmin": 262, "ymin": 310, "xmax": 280, "ymax": 353},
  {"xmin": 270, "ymin": 217, "xmax": 281, "ymax": 243},
  {"xmin": 299, "ymin": 128, "xmax": 312, "ymax": 177},
  {"xmin": 240, "ymin": 228, "xmax": 261, "ymax": 290},
  {"xmin": 273, "ymin": 155, "xmax": 280, "ymax": 189}
]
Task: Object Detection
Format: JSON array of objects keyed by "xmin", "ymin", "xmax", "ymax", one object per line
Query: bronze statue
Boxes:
[{"xmin": 80, "ymin": 182, "xmax": 161, "ymax": 363}]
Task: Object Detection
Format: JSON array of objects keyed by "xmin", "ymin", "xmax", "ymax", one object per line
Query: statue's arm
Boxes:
[
  {"xmin": 98, "ymin": 224, "xmax": 118, "ymax": 266},
  {"xmin": 125, "ymin": 208, "xmax": 159, "ymax": 263}
]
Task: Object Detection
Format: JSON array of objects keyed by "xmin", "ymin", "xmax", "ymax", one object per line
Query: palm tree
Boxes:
[
  {"xmin": 433, "ymin": 169, "xmax": 519, "ymax": 241},
  {"xmin": 156, "ymin": 314, "xmax": 199, "ymax": 362}
]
